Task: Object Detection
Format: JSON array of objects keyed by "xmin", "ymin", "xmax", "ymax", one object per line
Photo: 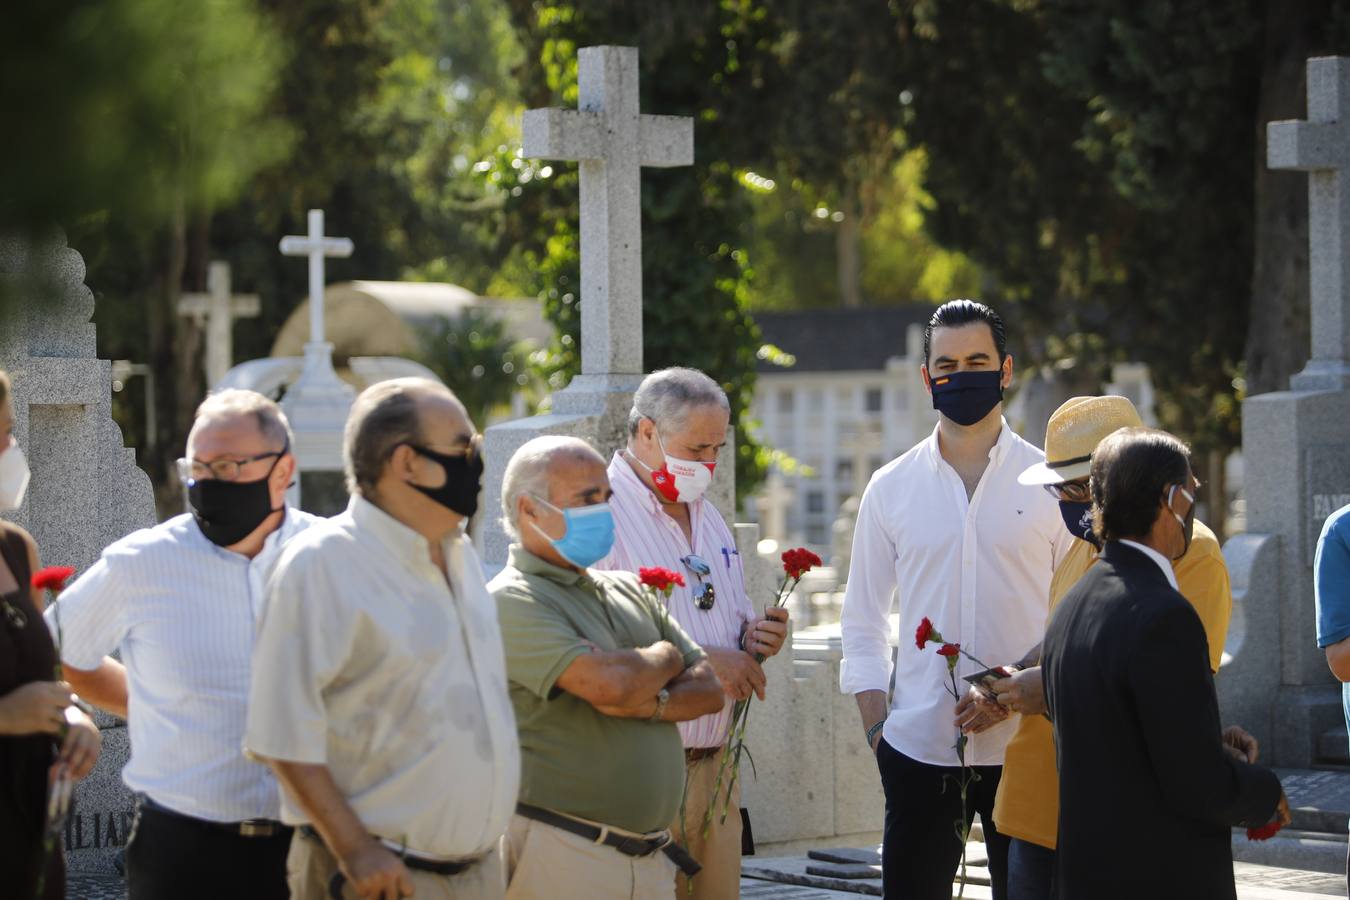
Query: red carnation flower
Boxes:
[
  {"xmin": 937, "ymin": 643, "xmax": 961, "ymax": 658},
  {"xmin": 915, "ymin": 617, "xmax": 937, "ymax": 650},
  {"xmin": 781, "ymin": 547, "xmax": 823, "ymax": 580},
  {"xmin": 31, "ymin": 566, "xmax": 76, "ymax": 594},
  {"xmin": 638, "ymin": 567, "xmax": 685, "ymax": 596},
  {"xmin": 1246, "ymin": 821, "xmax": 1283, "ymax": 842}
]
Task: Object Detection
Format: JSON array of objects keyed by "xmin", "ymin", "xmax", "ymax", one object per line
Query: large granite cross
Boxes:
[
  {"xmin": 522, "ymin": 45, "xmax": 693, "ymax": 376},
  {"xmin": 178, "ymin": 261, "xmax": 259, "ymax": 388},
  {"xmin": 1269, "ymin": 56, "xmax": 1350, "ymax": 391}
]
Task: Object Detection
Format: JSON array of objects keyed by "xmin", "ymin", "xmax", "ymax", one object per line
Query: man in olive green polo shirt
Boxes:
[{"xmin": 489, "ymin": 436, "xmax": 724, "ymax": 900}]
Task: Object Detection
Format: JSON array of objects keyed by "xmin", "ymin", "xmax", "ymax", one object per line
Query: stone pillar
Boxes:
[{"xmin": 0, "ymin": 231, "xmax": 157, "ymax": 872}]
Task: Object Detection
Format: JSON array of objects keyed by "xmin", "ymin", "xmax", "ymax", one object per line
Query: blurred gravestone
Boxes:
[
  {"xmin": 278, "ymin": 209, "xmax": 355, "ymax": 516},
  {"xmin": 0, "ymin": 230, "xmax": 156, "ymax": 873}
]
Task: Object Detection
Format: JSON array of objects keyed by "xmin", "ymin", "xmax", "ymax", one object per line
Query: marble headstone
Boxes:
[
  {"xmin": 1221, "ymin": 57, "xmax": 1350, "ymax": 766},
  {"xmin": 0, "ymin": 230, "xmax": 156, "ymax": 873},
  {"xmin": 278, "ymin": 209, "xmax": 356, "ymax": 516}
]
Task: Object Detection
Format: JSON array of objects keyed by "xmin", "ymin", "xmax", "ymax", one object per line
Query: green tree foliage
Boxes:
[
  {"xmin": 0, "ymin": 0, "xmax": 289, "ymax": 232},
  {"xmin": 417, "ymin": 308, "xmax": 544, "ymax": 428}
]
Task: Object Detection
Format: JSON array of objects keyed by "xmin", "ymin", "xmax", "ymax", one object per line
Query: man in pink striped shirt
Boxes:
[{"xmin": 595, "ymin": 367, "xmax": 789, "ymax": 900}]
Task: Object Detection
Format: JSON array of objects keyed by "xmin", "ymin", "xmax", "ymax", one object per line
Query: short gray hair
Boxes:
[
  {"xmin": 627, "ymin": 367, "xmax": 729, "ymax": 437},
  {"xmin": 501, "ymin": 435, "xmax": 604, "ymax": 539},
  {"xmin": 193, "ymin": 389, "xmax": 294, "ymax": 451},
  {"xmin": 343, "ymin": 377, "xmax": 452, "ymax": 496}
]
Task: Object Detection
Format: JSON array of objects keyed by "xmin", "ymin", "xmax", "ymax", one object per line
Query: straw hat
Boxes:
[{"xmin": 1018, "ymin": 395, "xmax": 1144, "ymax": 486}]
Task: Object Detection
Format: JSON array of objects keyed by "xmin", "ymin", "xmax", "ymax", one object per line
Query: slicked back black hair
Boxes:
[{"xmin": 922, "ymin": 299, "xmax": 1008, "ymax": 366}]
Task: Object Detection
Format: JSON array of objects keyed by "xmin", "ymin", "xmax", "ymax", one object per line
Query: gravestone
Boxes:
[
  {"xmin": 480, "ymin": 45, "xmax": 719, "ymax": 568},
  {"xmin": 0, "ymin": 230, "xmax": 156, "ymax": 873},
  {"xmin": 178, "ymin": 261, "xmax": 259, "ymax": 389},
  {"xmin": 278, "ymin": 209, "xmax": 355, "ymax": 515},
  {"xmin": 1221, "ymin": 56, "xmax": 1350, "ymax": 766}
]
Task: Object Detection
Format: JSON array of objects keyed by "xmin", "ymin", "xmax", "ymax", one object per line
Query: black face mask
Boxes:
[
  {"xmin": 1058, "ymin": 500, "xmax": 1101, "ymax": 549},
  {"xmin": 929, "ymin": 370, "xmax": 1004, "ymax": 426},
  {"xmin": 189, "ymin": 469, "xmax": 281, "ymax": 547},
  {"xmin": 408, "ymin": 444, "xmax": 483, "ymax": 518}
]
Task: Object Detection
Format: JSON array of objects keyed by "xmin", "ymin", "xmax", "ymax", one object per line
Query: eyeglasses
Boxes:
[
  {"xmin": 176, "ymin": 446, "xmax": 287, "ymax": 483},
  {"xmin": 1043, "ymin": 479, "xmax": 1091, "ymax": 503},
  {"xmin": 681, "ymin": 554, "xmax": 716, "ymax": 611}
]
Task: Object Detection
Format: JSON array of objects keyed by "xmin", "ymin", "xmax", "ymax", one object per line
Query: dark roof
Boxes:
[{"xmin": 754, "ymin": 306, "xmax": 935, "ymax": 373}]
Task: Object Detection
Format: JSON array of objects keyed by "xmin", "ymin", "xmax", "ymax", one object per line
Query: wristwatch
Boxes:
[{"xmin": 650, "ymin": 688, "xmax": 671, "ymax": 722}]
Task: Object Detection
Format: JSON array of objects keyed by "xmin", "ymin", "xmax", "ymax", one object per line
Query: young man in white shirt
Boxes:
[
  {"xmin": 50, "ymin": 390, "xmax": 320, "ymax": 900},
  {"xmin": 245, "ymin": 378, "xmax": 519, "ymax": 900},
  {"xmin": 839, "ymin": 300, "xmax": 1066, "ymax": 900}
]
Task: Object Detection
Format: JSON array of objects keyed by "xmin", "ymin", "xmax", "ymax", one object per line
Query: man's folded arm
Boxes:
[{"xmin": 554, "ymin": 641, "xmax": 686, "ymax": 709}]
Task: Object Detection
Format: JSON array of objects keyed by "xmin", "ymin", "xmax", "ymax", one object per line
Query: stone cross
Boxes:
[
  {"xmin": 1268, "ymin": 56, "xmax": 1350, "ymax": 391},
  {"xmin": 522, "ymin": 45, "xmax": 693, "ymax": 376},
  {"xmin": 277, "ymin": 209, "xmax": 356, "ymax": 491},
  {"xmin": 177, "ymin": 261, "xmax": 259, "ymax": 389},
  {"xmin": 279, "ymin": 208, "xmax": 354, "ymax": 348}
]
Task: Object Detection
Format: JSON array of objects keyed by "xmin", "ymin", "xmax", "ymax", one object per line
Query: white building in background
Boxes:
[{"xmin": 749, "ymin": 307, "xmax": 938, "ymax": 550}]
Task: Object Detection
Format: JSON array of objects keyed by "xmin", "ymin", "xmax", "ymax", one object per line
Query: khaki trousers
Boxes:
[
  {"xmin": 288, "ymin": 831, "xmax": 506, "ymax": 900},
  {"xmin": 671, "ymin": 753, "xmax": 742, "ymax": 900},
  {"xmin": 504, "ymin": 813, "xmax": 675, "ymax": 900}
]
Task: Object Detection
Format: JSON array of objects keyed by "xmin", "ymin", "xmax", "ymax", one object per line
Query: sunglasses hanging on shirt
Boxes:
[{"xmin": 681, "ymin": 554, "xmax": 716, "ymax": 611}]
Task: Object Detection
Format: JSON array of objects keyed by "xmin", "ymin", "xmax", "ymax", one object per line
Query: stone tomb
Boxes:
[
  {"xmin": 0, "ymin": 231, "xmax": 157, "ymax": 873},
  {"xmin": 1221, "ymin": 56, "xmax": 1350, "ymax": 766}
]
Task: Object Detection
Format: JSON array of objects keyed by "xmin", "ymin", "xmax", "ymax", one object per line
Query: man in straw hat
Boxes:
[{"xmin": 959, "ymin": 395, "xmax": 1235, "ymax": 900}]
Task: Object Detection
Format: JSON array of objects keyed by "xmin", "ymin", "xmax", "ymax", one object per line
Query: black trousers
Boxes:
[
  {"xmin": 125, "ymin": 799, "xmax": 292, "ymax": 900},
  {"xmin": 876, "ymin": 738, "xmax": 1010, "ymax": 900}
]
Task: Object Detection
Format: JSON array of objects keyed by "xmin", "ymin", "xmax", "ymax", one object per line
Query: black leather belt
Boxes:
[
  {"xmin": 298, "ymin": 825, "xmax": 478, "ymax": 898},
  {"xmin": 515, "ymin": 803, "xmax": 701, "ymax": 877},
  {"xmin": 140, "ymin": 796, "xmax": 287, "ymax": 839}
]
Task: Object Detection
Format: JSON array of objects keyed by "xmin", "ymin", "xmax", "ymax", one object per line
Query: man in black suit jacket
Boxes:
[{"xmin": 1042, "ymin": 427, "xmax": 1288, "ymax": 900}]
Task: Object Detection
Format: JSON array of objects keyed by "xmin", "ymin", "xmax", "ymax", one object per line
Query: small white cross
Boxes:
[
  {"xmin": 178, "ymin": 261, "xmax": 259, "ymax": 388},
  {"xmin": 279, "ymin": 209, "xmax": 354, "ymax": 348}
]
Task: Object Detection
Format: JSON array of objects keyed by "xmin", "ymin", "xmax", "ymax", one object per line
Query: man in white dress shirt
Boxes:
[
  {"xmin": 245, "ymin": 378, "xmax": 519, "ymax": 900},
  {"xmin": 595, "ymin": 367, "xmax": 789, "ymax": 900},
  {"xmin": 839, "ymin": 301, "xmax": 1067, "ymax": 900},
  {"xmin": 51, "ymin": 390, "xmax": 320, "ymax": 900}
]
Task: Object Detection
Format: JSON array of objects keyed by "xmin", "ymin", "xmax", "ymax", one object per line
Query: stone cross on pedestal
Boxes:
[
  {"xmin": 480, "ymin": 46, "xmax": 715, "ymax": 569},
  {"xmin": 1269, "ymin": 56, "xmax": 1350, "ymax": 391},
  {"xmin": 177, "ymin": 261, "xmax": 259, "ymax": 389},
  {"xmin": 278, "ymin": 209, "xmax": 355, "ymax": 511},
  {"xmin": 522, "ymin": 45, "xmax": 694, "ymax": 376},
  {"xmin": 1217, "ymin": 56, "xmax": 1350, "ymax": 767}
]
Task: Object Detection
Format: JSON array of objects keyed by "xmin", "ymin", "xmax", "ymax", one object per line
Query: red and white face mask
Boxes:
[{"xmin": 636, "ymin": 433, "xmax": 716, "ymax": 503}]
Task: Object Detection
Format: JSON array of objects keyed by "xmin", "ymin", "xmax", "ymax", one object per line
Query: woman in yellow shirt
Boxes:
[{"xmin": 968, "ymin": 396, "xmax": 1232, "ymax": 900}]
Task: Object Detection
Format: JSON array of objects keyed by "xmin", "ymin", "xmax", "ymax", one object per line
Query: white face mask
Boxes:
[
  {"xmin": 0, "ymin": 442, "xmax": 32, "ymax": 512},
  {"xmin": 633, "ymin": 432, "xmax": 716, "ymax": 504}
]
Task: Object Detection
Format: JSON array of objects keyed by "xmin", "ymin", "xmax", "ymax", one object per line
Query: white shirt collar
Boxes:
[
  {"xmin": 1118, "ymin": 539, "xmax": 1180, "ymax": 590},
  {"xmin": 348, "ymin": 494, "xmax": 464, "ymax": 574}
]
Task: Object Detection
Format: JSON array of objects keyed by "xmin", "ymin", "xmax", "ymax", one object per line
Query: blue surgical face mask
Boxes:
[
  {"xmin": 1058, "ymin": 500, "xmax": 1101, "ymax": 549},
  {"xmin": 529, "ymin": 495, "xmax": 615, "ymax": 569},
  {"xmin": 928, "ymin": 369, "xmax": 1004, "ymax": 426}
]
